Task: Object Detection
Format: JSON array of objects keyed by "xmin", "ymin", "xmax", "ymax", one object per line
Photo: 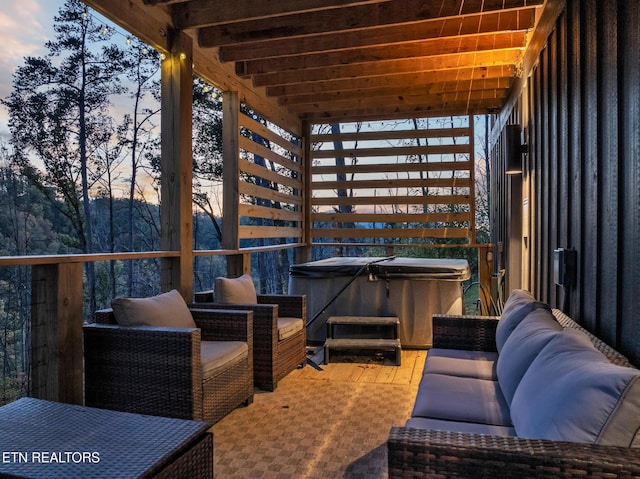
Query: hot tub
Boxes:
[{"xmin": 288, "ymin": 257, "xmax": 470, "ymax": 348}]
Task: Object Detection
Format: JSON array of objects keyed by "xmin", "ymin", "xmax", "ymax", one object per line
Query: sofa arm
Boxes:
[
  {"xmin": 432, "ymin": 314, "xmax": 499, "ymax": 351},
  {"xmin": 83, "ymin": 323, "xmax": 203, "ymax": 419},
  {"xmin": 388, "ymin": 426, "xmax": 640, "ymax": 479},
  {"xmin": 257, "ymin": 294, "xmax": 306, "ymax": 321}
]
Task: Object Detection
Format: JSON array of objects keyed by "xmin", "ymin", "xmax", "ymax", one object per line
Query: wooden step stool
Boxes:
[{"xmin": 324, "ymin": 315, "xmax": 401, "ymax": 366}]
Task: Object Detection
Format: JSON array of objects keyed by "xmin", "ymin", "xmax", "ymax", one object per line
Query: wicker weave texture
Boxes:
[
  {"xmin": 193, "ymin": 293, "xmax": 307, "ymax": 391},
  {"xmin": 388, "ymin": 427, "xmax": 640, "ymax": 479},
  {"xmin": 85, "ymin": 307, "xmax": 254, "ymax": 425},
  {"xmin": 389, "ymin": 309, "xmax": 640, "ymax": 478},
  {"xmin": 0, "ymin": 397, "xmax": 213, "ymax": 479},
  {"xmin": 155, "ymin": 432, "xmax": 213, "ymax": 479},
  {"xmin": 552, "ymin": 308, "xmax": 633, "ymax": 367},
  {"xmin": 432, "ymin": 314, "xmax": 499, "ymax": 351}
]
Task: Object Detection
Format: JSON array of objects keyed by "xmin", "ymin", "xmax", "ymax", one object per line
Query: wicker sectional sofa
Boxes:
[{"xmin": 388, "ymin": 290, "xmax": 640, "ymax": 478}]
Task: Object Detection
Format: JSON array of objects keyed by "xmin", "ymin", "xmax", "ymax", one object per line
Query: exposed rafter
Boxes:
[{"xmin": 85, "ymin": 0, "xmax": 560, "ymax": 122}]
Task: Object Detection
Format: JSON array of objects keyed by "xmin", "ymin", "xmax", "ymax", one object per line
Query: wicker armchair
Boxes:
[
  {"xmin": 84, "ymin": 306, "xmax": 254, "ymax": 425},
  {"xmin": 194, "ymin": 276, "xmax": 306, "ymax": 391}
]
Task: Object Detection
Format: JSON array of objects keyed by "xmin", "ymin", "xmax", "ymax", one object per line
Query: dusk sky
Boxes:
[
  {"xmin": 0, "ymin": 0, "xmax": 63, "ymax": 141},
  {"xmin": 0, "ymin": 0, "xmax": 125, "ymax": 144}
]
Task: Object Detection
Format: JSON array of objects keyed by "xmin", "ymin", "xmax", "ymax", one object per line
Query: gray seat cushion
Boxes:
[
  {"xmin": 423, "ymin": 355, "xmax": 496, "ymax": 380},
  {"xmin": 278, "ymin": 317, "xmax": 304, "ymax": 341},
  {"xmin": 496, "ymin": 307, "xmax": 563, "ymax": 404},
  {"xmin": 511, "ymin": 329, "xmax": 640, "ymax": 446},
  {"xmin": 425, "ymin": 349, "xmax": 498, "ymax": 379},
  {"xmin": 201, "ymin": 340, "xmax": 249, "ymax": 379},
  {"xmin": 412, "ymin": 373, "xmax": 511, "ymax": 426},
  {"xmin": 494, "ymin": 289, "xmax": 550, "ymax": 352},
  {"xmin": 405, "ymin": 417, "xmax": 516, "ymax": 437},
  {"xmin": 427, "ymin": 349, "xmax": 499, "ymax": 361}
]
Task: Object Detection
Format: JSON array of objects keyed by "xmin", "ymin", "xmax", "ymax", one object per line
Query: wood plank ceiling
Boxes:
[{"xmin": 137, "ymin": 0, "xmax": 549, "ymax": 122}]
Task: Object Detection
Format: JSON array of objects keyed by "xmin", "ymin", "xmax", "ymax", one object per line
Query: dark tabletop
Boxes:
[{"xmin": 0, "ymin": 397, "xmax": 211, "ymax": 479}]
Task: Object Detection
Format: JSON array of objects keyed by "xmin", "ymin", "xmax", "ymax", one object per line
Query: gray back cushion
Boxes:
[
  {"xmin": 495, "ymin": 289, "xmax": 550, "ymax": 352},
  {"xmin": 214, "ymin": 274, "xmax": 258, "ymax": 304},
  {"xmin": 112, "ymin": 289, "xmax": 196, "ymax": 329},
  {"xmin": 511, "ymin": 329, "xmax": 640, "ymax": 446},
  {"xmin": 496, "ymin": 308, "xmax": 563, "ymax": 404}
]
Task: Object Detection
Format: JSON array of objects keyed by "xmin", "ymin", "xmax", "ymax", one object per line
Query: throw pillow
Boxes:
[
  {"xmin": 111, "ymin": 289, "xmax": 196, "ymax": 328},
  {"xmin": 214, "ymin": 274, "xmax": 258, "ymax": 304}
]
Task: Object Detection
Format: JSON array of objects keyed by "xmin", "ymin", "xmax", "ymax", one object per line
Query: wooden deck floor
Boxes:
[
  {"xmin": 213, "ymin": 345, "xmax": 428, "ymax": 478},
  {"xmin": 287, "ymin": 346, "xmax": 426, "ymax": 386}
]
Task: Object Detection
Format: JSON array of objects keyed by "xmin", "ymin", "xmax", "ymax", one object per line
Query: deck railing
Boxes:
[{"xmin": 0, "ymin": 242, "xmax": 492, "ymax": 406}]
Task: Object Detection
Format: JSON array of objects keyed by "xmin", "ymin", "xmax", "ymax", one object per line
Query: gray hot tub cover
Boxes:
[{"xmin": 289, "ymin": 257, "xmax": 470, "ymax": 281}]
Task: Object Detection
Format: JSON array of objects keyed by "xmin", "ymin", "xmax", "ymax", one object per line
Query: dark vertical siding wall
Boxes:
[
  {"xmin": 618, "ymin": 1, "xmax": 640, "ymax": 362},
  {"xmin": 566, "ymin": 0, "xmax": 582, "ymax": 320},
  {"xmin": 492, "ymin": 0, "xmax": 640, "ymax": 364},
  {"xmin": 580, "ymin": 0, "xmax": 599, "ymax": 334}
]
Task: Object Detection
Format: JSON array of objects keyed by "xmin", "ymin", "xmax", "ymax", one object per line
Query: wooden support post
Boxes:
[
  {"xmin": 223, "ymin": 90, "xmax": 244, "ymax": 276},
  {"xmin": 226, "ymin": 253, "xmax": 251, "ymax": 278},
  {"xmin": 160, "ymin": 32, "xmax": 193, "ymax": 301},
  {"xmin": 31, "ymin": 263, "xmax": 83, "ymax": 405},
  {"xmin": 468, "ymin": 114, "xmax": 477, "ymax": 242},
  {"xmin": 295, "ymin": 119, "xmax": 313, "ymax": 265}
]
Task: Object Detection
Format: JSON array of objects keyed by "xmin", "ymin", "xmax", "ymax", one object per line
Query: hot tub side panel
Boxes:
[
  {"xmin": 290, "ymin": 275, "xmax": 387, "ymax": 344},
  {"xmin": 289, "ymin": 274, "xmax": 464, "ymax": 348}
]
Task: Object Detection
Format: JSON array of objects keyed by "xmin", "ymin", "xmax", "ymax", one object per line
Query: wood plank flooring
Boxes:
[
  {"xmin": 288, "ymin": 346, "xmax": 426, "ymax": 386},
  {"xmin": 213, "ymin": 345, "xmax": 427, "ymax": 478}
]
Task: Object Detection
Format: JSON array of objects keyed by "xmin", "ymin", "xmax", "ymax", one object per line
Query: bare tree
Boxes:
[{"xmin": 2, "ymin": 0, "xmax": 126, "ymax": 312}]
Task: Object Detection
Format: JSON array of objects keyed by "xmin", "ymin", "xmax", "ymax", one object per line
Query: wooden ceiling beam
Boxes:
[
  {"xmin": 172, "ymin": 0, "xmax": 390, "ymax": 29},
  {"xmin": 88, "ymin": 0, "xmax": 559, "ymax": 124},
  {"xmin": 237, "ymin": 31, "xmax": 527, "ymax": 77},
  {"xmin": 286, "ymin": 89, "xmax": 507, "ymax": 114},
  {"xmin": 199, "ymin": 0, "xmax": 544, "ymax": 48},
  {"xmin": 144, "ymin": 0, "xmax": 185, "ymax": 5},
  {"xmin": 218, "ymin": 8, "xmax": 536, "ymax": 62},
  {"xmin": 267, "ymin": 65, "xmax": 512, "ymax": 96},
  {"xmin": 279, "ymin": 78, "xmax": 512, "ymax": 106},
  {"xmin": 82, "ymin": 0, "xmax": 302, "ymax": 134},
  {"xmin": 253, "ymin": 49, "xmax": 521, "ymax": 87},
  {"xmin": 303, "ymin": 98, "xmax": 503, "ymax": 123},
  {"xmin": 311, "ymin": 127, "xmax": 471, "ymax": 143},
  {"xmin": 423, "ymin": 77, "xmax": 512, "ymax": 93},
  {"xmin": 84, "ymin": 0, "xmax": 174, "ymax": 52}
]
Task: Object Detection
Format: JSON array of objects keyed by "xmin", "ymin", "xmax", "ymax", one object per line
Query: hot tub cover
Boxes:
[{"xmin": 289, "ymin": 257, "xmax": 471, "ymax": 281}]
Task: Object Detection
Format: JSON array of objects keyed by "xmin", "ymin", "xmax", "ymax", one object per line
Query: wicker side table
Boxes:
[{"xmin": 0, "ymin": 398, "xmax": 213, "ymax": 478}]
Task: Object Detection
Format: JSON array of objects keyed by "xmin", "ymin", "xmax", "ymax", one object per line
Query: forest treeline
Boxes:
[
  {"xmin": 0, "ymin": 0, "xmax": 251, "ymax": 401},
  {"xmin": 0, "ymin": 0, "xmax": 489, "ymax": 402}
]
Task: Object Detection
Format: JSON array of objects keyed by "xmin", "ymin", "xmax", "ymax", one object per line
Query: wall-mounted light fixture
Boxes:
[
  {"xmin": 505, "ymin": 124, "xmax": 528, "ymax": 175},
  {"xmin": 553, "ymin": 248, "xmax": 577, "ymax": 288}
]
